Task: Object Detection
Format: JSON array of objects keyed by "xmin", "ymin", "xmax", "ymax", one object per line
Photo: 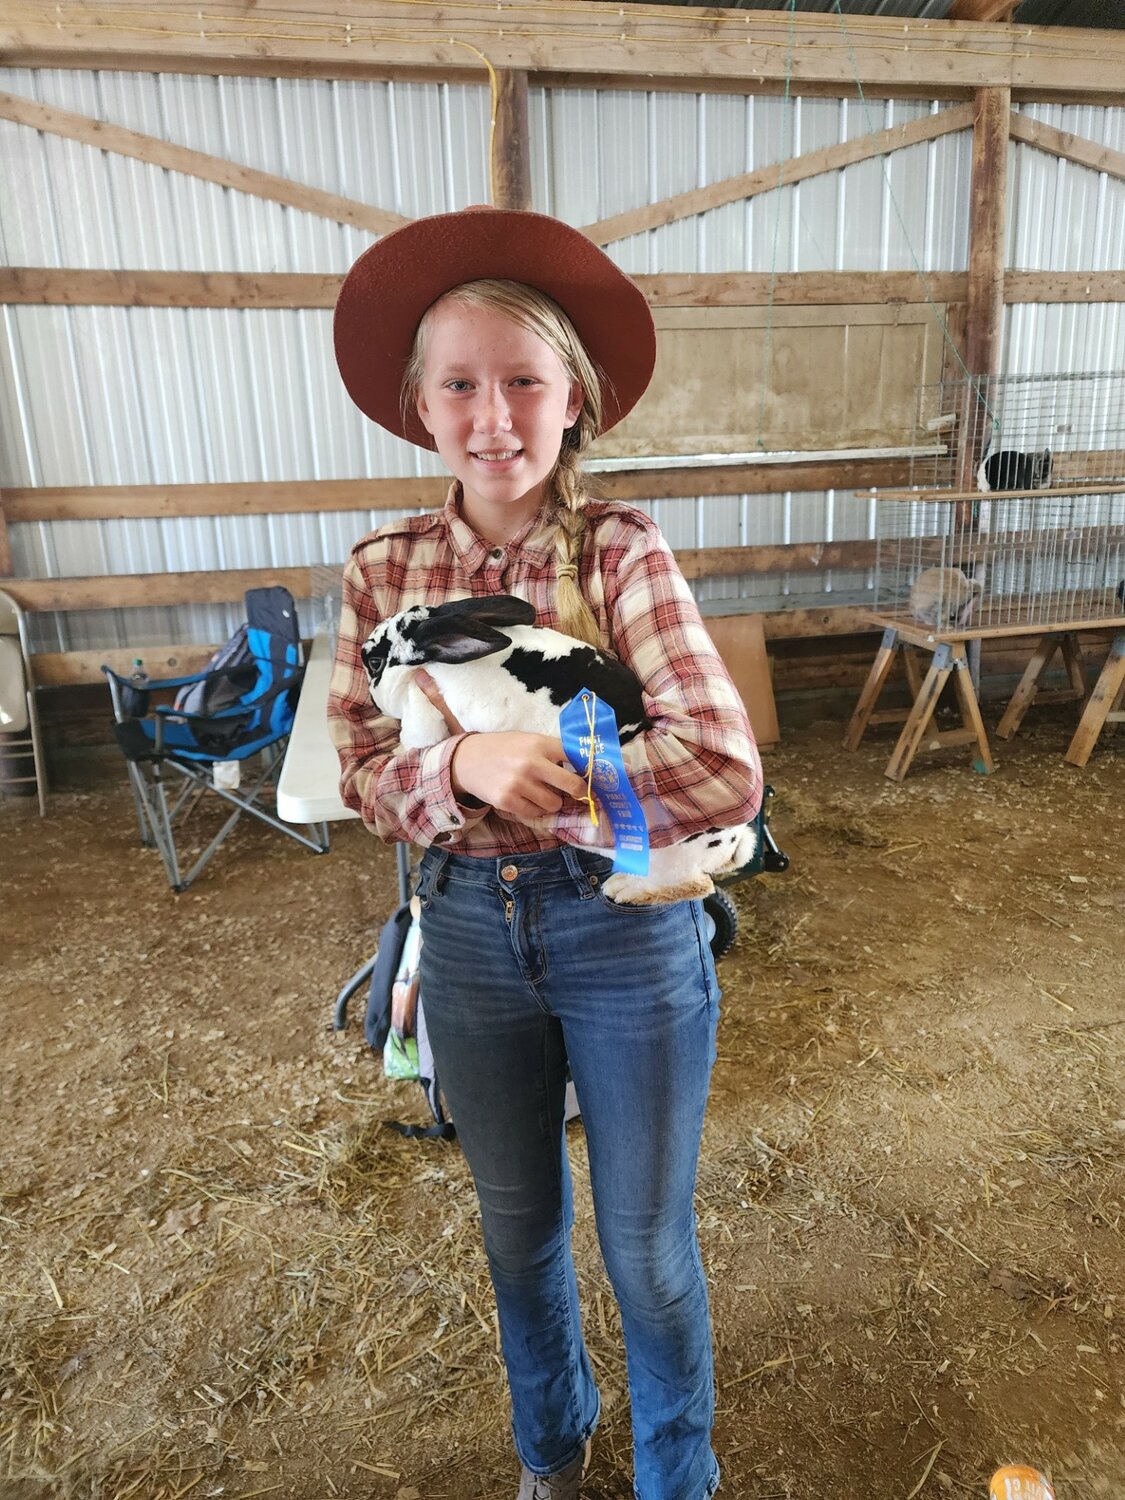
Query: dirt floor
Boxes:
[{"xmin": 2, "ymin": 706, "xmax": 1123, "ymax": 1500}]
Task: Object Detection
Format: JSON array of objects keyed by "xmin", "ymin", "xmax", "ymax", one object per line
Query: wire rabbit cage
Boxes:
[{"xmin": 874, "ymin": 370, "xmax": 1125, "ymax": 635}]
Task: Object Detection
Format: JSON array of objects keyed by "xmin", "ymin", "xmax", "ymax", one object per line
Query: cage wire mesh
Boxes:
[
  {"xmin": 307, "ymin": 563, "xmax": 346, "ymax": 651},
  {"xmin": 875, "ymin": 370, "xmax": 1125, "ymax": 633}
]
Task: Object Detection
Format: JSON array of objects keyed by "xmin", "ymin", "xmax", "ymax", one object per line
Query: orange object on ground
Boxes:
[{"xmin": 990, "ymin": 1466, "xmax": 1056, "ymax": 1500}]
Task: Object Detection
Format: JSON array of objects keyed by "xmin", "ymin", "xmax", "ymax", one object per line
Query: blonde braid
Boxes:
[{"xmin": 550, "ymin": 442, "xmax": 602, "ymax": 647}]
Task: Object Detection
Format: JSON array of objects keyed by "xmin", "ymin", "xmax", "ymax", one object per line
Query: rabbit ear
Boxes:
[
  {"xmin": 407, "ymin": 613, "xmax": 513, "ymax": 665},
  {"xmin": 428, "ymin": 595, "xmax": 536, "ymax": 629}
]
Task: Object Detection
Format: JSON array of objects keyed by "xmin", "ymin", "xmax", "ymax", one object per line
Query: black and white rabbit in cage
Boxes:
[{"xmin": 976, "ymin": 446, "xmax": 1052, "ymax": 493}]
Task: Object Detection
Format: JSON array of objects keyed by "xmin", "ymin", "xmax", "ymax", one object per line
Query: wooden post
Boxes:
[
  {"xmin": 0, "ymin": 490, "xmax": 13, "ymax": 576},
  {"xmin": 959, "ymin": 86, "xmax": 1010, "ymax": 489},
  {"xmin": 960, "ymin": 86, "xmax": 1010, "ymax": 687},
  {"xmin": 492, "ymin": 69, "xmax": 532, "ymax": 211}
]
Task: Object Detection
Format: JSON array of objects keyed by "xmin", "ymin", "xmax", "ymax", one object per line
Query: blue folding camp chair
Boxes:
[{"xmin": 102, "ymin": 586, "xmax": 329, "ymax": 892}]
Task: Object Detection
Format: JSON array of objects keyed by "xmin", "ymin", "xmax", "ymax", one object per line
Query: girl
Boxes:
[{"xmin": 328, "ymin": 207, "xmax": 761, "ymax": 1500}]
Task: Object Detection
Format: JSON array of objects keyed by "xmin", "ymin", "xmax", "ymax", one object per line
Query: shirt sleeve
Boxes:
[
  {"xmin": 554, "ymin": 520, "xmax": 762, "ymax": 850},
  {"xmin": 326, "ymin": 549, "xmax": 490, "ymax": 848}
]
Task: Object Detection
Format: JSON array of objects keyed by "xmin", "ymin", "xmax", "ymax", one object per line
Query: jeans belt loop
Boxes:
[
  {"xmin": 559, "ymin": 842, "xmax": 596, "ymax": 898},
  {"xmin": 419, "ymin": 846, "xmax": 449, "ymax": 903}
]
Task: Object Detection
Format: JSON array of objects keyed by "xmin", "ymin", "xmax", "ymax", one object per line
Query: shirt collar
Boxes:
[{"xmin": 442, "ymin": 483, "xmax": 557, "ymax": 575}]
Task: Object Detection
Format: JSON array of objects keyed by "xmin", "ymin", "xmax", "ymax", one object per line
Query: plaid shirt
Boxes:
[{"xmin": 328, "ymin": 486, "xmax": 762, "ymax": 857}]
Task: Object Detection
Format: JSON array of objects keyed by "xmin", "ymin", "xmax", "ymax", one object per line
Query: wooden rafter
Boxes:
[
  {"xmin": 1009, "ymin": 112, "xmax": 1125, "ymax": 183},
  {"xmin": 3, "ymin": 90, "xmax": 1120, "ymax": 276},
  {"xmin": 1, "ymin": 3, "xmax": 1123, "ymax": 101},
  {"xmin": 584, "ymin": 106, "xmax": 975, "ymax": 245},
  {"xmin": 0, "ymin": 91, "xmax": 407, "ymax": 235}
]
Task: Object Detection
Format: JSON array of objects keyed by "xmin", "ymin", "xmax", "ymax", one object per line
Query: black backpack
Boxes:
[
  {"xmin": 173, "ymin": 624, "xmax": 257, "ymax": 717},
  {"xmin": 365, "ymin": 902, "xmax": 454, "ymax": 1140}
]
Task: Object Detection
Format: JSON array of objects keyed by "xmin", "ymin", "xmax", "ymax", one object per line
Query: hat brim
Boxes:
[{"xmin": 333, "ymin": 208, "xmax": 656, "ymax": 449}]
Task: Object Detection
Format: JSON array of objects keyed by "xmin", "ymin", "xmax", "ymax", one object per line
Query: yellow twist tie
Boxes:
[{"xmin": 581, "ymin": 692, "xmax": 599, "ymax": 828}]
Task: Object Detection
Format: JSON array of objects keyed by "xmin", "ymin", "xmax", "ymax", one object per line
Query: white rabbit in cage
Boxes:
[{"xmin": 909, "ymin": 567, "xmax": 982, "ymax": 630}]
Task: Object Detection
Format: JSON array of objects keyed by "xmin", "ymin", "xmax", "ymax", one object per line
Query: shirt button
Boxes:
[
  {"xmin": 489, "ymin": 547, "xmax": 504, "ymax": 560},
  {"xmin": 500, "ymin": 864, "xmax": 519, "ymax": 882}
]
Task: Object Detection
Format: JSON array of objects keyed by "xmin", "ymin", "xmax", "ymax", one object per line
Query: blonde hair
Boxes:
[{"xmin": 402, "ymin": 279, "xmax": 608, "ymax": 648}]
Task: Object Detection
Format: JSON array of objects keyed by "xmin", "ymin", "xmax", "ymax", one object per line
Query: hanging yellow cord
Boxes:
[
  {"xmin": 580, "ymin": 692, "xmax": 600, "ymax": 829},
  {"xmin": 449, "ymin": 39, "xmax": 500, "ymax": 205}
]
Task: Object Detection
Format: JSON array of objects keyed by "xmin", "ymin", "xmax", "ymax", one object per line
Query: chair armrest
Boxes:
[{"xmin": 101, "ymin": 664, "xmax": 214, "ymax": 691}]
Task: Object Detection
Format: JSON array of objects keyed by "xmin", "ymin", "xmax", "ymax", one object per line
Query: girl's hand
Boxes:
[
  {"xmin": 451, "ymin": 730, "xmax": 588, "ymax": 821},
  {"xmin": 414, "ymin": 669, "xmax": 587, "ymax": 821}
]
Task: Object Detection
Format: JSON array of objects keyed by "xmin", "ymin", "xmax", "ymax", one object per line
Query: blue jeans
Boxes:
[{"xmin": 416, "ymin": 843, "xmax": 721, "ymax": 1500}]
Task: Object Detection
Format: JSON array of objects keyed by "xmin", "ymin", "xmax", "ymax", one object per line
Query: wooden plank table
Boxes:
[{"xmin": 844, "ymin": 611, "xmax": 1125, "ymax": 781}]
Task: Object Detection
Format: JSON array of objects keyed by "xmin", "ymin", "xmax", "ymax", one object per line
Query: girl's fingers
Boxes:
[
  {"xmin": 415, "ymin": 669, "xmax": 464, "ymax": 735},
  {"xmin": 450, "ymin": 732, "xmax": 587, "ymax": 814}
]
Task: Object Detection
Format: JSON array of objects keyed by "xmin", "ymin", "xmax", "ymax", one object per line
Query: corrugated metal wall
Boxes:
[{"xmin": 1, "ymin": 67, "xmax": 1122, "ymax": 652}]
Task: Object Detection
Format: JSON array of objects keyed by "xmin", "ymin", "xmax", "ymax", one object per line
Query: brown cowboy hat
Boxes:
[{"xmin": 333, "ymin": 206, "xmax": 656, "ymax": 449}]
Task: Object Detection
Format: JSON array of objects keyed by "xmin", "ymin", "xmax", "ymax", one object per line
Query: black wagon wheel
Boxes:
[{"xmin": 702, "ymin": 886, "xmax": 739, "ymax": 962}]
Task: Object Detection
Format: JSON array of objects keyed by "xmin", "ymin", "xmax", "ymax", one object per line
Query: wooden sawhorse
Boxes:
[
  {"xmin": 990, "ymin": 624, "xmax": 1125, "ymax": 765},
  {"xmin": 993, "ymin": 631, "xmax": 1088, "ymax": 741},
  {"xmin": 843, "ymin": 618, "xmax": 994, "ymax": 782},
  {"xmin": 1066, "ymin": 629, "xmax": 1125, "ymax": 767},
  {"xmin": 846, "ymin": 614, "xmax": 1125, "ymax": 780}
]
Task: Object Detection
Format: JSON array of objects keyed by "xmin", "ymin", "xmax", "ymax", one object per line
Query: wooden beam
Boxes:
[
  {"xmin": 34, "ymin": 645, "xmax": 222, "ymax": 687},
  {"xmin": 583, "ymin": 105, "xmax": 974, "ymax": 246},
  {"xmin": 492, "ymin": 69, "xmax": 531, "ymax": 211},
  {"xmin": 677, "ymin": 540, "xmax": 878, "ymax": 580},
  {"xmin": 1009, "ymin": 112, "xmax": 1125, "ymax": 184},
  {"xmin": 868, "ymin": 483, "xmax": 1125, "ymax": 503},
  {"xmin": 30, "ymin": 605, "xmax": 881, "ymax": 686},
  {"xmin": 1, "ymin": 267, "xmax": 968, "ymax": 311},
  {"xmin": 0, "ymin": 494, "xmax": 13, "ymax": 576},
  {"xmin": 0, "ymin": 91, "xmax": 407, "ymax": 236},
  {"xmin": 7, "ymin": 266, "xmax": 1125, "ymax": 312},
  {"xmin": 642, "ymin": 272, "xmax": 967, "ymax": 308},
  {"xmin": 758, "ymin": 606, "xmax": 876, "ymax": 640},
  {"xmin": 4, "ymin": 459, "xmax": 916, "ymax": 523},
  {"xmin": 2, "ymin": 4, "xmax": 1122, "ymax": 100},
  {"xmin": 2, "ymin": 478, "xmax": 449, "ymax": 522},
  {"xmin": 0, "ymin": 269, "xmax": 344, "ymax": 308},
  {"xmin": 3, "ymin": 542, "xmax": 885, "ymax": 615},
  {"xmin": 961, "ymin": 86, "xmax": 1010, "ymax": 489},
  {"xmin": 6, "ymin": 568, "xmax": 314, "ymax": 612},
  {"xmin": 600, "ymin": 458, "xmax": 916, "ymax": 502},
  {"xmin": 1005, "ymin": 271, "xmax": 1125, "ymax": 303}
]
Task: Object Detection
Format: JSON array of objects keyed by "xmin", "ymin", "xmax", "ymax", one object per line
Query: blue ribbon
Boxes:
[{"xmin": 559, "ymin": 688, "xmax": 649, "ymax": 875}]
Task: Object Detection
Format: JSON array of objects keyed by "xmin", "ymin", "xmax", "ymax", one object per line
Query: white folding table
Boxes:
[
  {"xmin": 278, "ymin": 634, "xmax": 412, "ymax": 1027},
  {"xmin": 277, "ymin": 633, "xmax": 359, "ymax": 828}
]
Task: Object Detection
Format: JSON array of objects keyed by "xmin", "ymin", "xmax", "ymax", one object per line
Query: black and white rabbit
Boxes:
[
  {"xmin": 977, "ymin": 447, "xmax": 1052, "ymax": 493},
  {"xmin": 360, "ymin": 595, "xmax": 758, "ymax": 904}
]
